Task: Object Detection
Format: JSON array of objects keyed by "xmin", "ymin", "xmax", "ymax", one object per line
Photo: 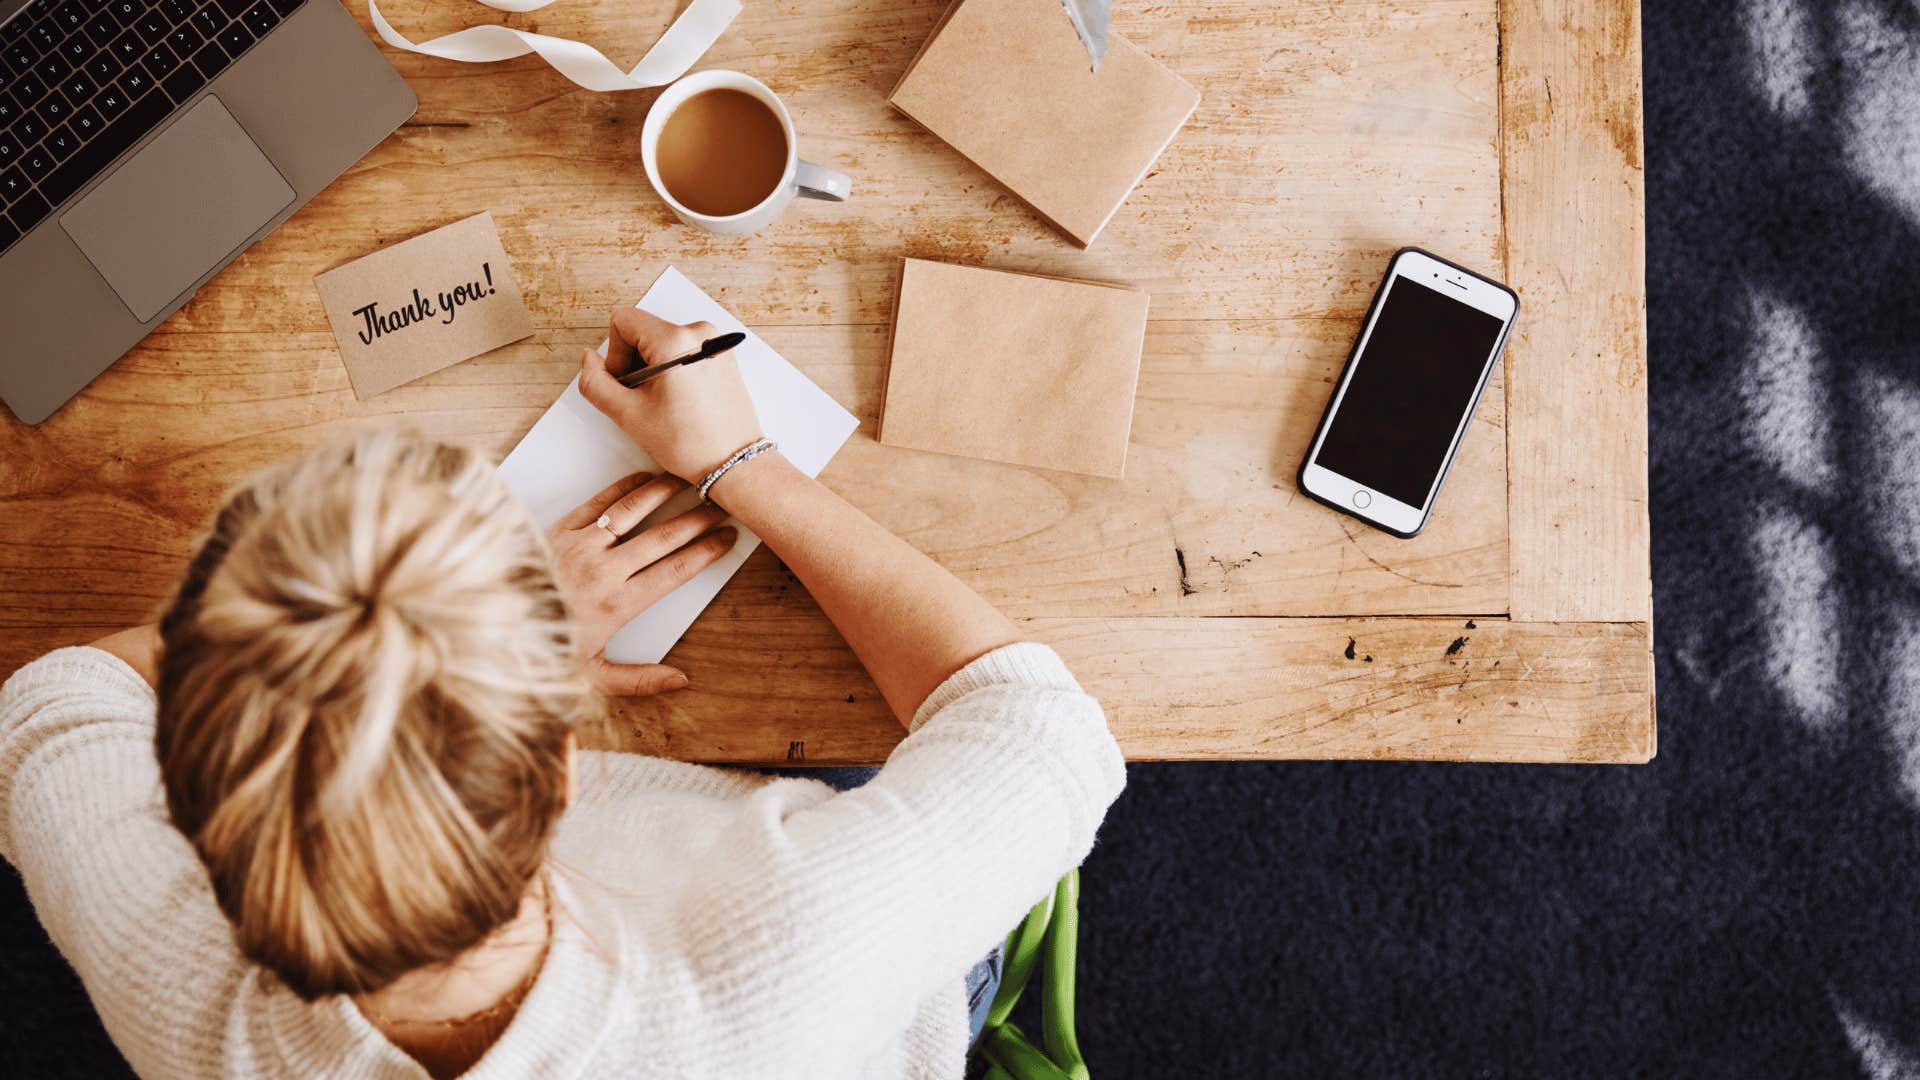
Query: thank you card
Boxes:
[{"xmin": 314, "ymin": 211, "xmax": 535, "ymax": 399}]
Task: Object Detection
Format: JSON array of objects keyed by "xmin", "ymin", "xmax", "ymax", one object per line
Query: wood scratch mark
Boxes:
[
  {"xmin": 1336, "ymin": 518, "xmax": 1463, "ymax": 587},
  {"xmin": 1174, "ymin": 547, "xmax": 1196, "ymax": 596},
  {"xmin": 1210, "ymin": 553, "xmax": 1256, "ymax": 575}
]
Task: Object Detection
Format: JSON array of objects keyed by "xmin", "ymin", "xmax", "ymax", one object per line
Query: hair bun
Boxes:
[{"xmin": 155, "ymin": 430, "xmax": 595, "ymax": 999}]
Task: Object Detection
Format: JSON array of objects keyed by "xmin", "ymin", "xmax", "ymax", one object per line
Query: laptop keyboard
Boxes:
[{"xmin": 0, "ymin": 0, "xmax": 307, "ymax": 255}]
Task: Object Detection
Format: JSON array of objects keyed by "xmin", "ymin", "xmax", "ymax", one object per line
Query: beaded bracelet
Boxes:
[{"xmin": 698, "ymin": 438, "xmax": 777, "ymax": 502}]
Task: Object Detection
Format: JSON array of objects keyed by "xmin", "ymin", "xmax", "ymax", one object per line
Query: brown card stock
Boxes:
[
  {"xmin": 880, "ymin": 258, "xmax": 1149, "ymax": 478},
  {"xmin": 314, "ymin": 211, "xmax": 534, "ymax": 399},
  {"xmin": 888, "ymin": 0, "xmax": 1199, "ymax": 248}
]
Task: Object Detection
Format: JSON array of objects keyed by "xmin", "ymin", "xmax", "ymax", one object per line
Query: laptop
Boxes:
[{"xmin": 0, "ymin": 0, "xmax": 416, "ymax": 423}]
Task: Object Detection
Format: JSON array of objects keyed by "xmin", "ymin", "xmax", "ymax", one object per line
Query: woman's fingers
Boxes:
[
  {"xmin": 553, "ymin": 470, "xmax": 654, "ymax": 532},
  {"xmin": 584, "ymin": 657, "xmax": 689, "ymax": 697},
  {"xmin": 615, "ymin": 504, "xmax": 732, "ymax": 576},
  {"xmin": 579, "ymin": 347, "xmax": 641, "ymax": 428},
  {"xmin": 599, "ymin": 475, "xmax": 691, "ymax": 539},
  {"xmin": 629, "ymin": 526, "xmax": 739, "ymax": 600},
  {"xmin": 609, "ymin": 310, "xmax": 717, "ymax": 376}
]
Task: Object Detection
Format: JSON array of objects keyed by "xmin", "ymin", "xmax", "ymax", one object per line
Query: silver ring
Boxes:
[{"xmin": 594, "ymin": 514, "xmax": 618, "ymax": 538}]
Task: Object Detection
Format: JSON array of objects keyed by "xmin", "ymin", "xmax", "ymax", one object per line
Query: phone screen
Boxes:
[{"xmin": 1315, "ymin": 277, "xmax": 1507, "ymax": 508}]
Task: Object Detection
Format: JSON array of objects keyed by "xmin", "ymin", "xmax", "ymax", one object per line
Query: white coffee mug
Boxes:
[{"xmin": 641, "ymin": 70, "xmax": 851, "ymax": 235}]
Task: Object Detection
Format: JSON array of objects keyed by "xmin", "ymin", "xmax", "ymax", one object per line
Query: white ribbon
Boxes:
[{"xmin": 365, "ymin": 0, "xmax": 742, "ymax": 93}]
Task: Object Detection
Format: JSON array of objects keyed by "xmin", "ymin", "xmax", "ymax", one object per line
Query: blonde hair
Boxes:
[{"xmin": 155, "ymin": 430, "xmax": 596, "ymax": 1000}]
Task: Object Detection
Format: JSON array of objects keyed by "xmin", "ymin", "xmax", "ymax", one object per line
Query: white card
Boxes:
[{"xmin": 499, "ymin": 267, "xmax": 859, "ymax": 664}]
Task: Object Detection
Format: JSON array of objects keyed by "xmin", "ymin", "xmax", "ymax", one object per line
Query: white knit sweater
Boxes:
[{"xmin": 0, "ymin": 642, "xmax": 1125, "ymax": 1079}]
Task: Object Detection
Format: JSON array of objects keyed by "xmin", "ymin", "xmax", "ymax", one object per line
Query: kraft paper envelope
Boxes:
[
  {"xmin": 880, "ymin": 258, "xmax": 1149, "ymax": 478},
  {"xmin": 889, "ymin": 0, "xmax": 1198, "ymax": 247},
  {"xmin": 314, "ymin": 211, "xmax": 534, "ymax": 399},
  {"xmin": 498, "ymin": 266, "xmax": 858, "ymax": 665}
]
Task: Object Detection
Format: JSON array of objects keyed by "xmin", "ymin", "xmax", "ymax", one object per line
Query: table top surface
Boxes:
[{"xmin": 0, "ymin": 0, "xmax": 1653, "ymax": 764}]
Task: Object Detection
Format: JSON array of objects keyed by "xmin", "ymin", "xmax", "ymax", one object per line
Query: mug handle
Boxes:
[{"xmin": 794, "ymin": 161, "xmax": 851, "ymax": 202}]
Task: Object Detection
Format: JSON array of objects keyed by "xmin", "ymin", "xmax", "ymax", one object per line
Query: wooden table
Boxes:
[{"xmin": 0, "ymin": 0, "xmax": 1652, "ymax": 764}]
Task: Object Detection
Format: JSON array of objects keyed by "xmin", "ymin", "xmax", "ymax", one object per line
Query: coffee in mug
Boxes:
[
  {"xmin": 653, "ymin": 89, "xmax": 788, "ymax": 218},
  {"xmin": 642, "ymin": 70, "xmax": 851, "ymax": 236}
]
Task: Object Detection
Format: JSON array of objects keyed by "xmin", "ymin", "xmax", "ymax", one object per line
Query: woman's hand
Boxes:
[
  {"xmin": 546, "ymin": 472, "xmax": 738, "ymax": 696},
  {"xmin": 577, "ymin": 309, "xmax": 764, "ymax": 483}
]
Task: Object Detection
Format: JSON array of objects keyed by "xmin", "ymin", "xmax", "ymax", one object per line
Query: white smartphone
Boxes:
[{"xmin": 1298, "ymin": 248, "xmax": 1519, "ymax": 538}]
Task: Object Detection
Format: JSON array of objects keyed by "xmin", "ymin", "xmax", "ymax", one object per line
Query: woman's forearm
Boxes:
[{"xmin": 708, "ymin": 452, "xmax": 1021, "ymax": 727}]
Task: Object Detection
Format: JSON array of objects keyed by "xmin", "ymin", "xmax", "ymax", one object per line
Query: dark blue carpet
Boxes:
[{"xmin": 7, "ymin": 2, "xmax": 1918, "ymax": 1077}]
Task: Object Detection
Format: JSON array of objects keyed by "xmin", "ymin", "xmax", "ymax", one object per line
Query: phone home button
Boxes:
[{"xmin": 1352, "ymin": 490, "xmax": 1373, "ymax": 509}]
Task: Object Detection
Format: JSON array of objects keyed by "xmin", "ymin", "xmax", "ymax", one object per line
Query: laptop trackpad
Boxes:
[{"xmin": 62, "ymin": 96, "xmax": 294, "ymax": 324}]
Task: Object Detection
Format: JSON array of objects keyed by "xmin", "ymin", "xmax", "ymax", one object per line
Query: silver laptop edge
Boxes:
[{"xmin": 0, "ymin": 0, "xmax": 416, "ymax": 424}]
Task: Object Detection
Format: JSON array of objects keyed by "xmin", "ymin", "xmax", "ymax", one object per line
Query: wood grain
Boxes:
[
  {"xmin": 0, "ymin": 0, "xmax": 1655, "ymax": 763},
  {"xmin": 583, "ymin": 610, "xmax": 1655, "ymax": 764},
  {"xmin": 147, "ymin": 0, "xmax": 1505, "ymax": 332},
  {"xmin": 0, "ymin": 319, "xmax": 1506, "ymax": 665},
  {"xmin": 1499, "ymin": 0, "xmax": 1652, "ymax": 622}
]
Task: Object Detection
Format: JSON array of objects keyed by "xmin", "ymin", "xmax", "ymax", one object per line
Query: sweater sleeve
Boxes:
[
  {"xmin": 671, "ymin": 642, "xmax": 1126, "ymax": 1072},
  {"xmin": 0, "ymin": 647, "xmax": 249, "ymax": 1077}
]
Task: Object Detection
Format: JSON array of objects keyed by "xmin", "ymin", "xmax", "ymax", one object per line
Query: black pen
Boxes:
[{"xmin": 616, "ymin": 331, "xmax": 748, "ymax": 389}]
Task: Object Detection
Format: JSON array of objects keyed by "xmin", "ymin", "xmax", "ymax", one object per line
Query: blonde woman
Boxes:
[{"xmin": 0, "ymin": 311, "xmax": 1125, "ymax": 1079}]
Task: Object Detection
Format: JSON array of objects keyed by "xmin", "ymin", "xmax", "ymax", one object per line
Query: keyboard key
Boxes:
[
  {"xmin": 0, "ymin": 130, "xmax": 18, "ymax": 166},
  {"xmin": 33, "ymin": 92, "xmax": 66, "ymax": 127},
  {"xmin": 110, "ymin": 29, "xmax": 144, "ymax": 65},
  {"xmin": 190, "ymin": 6, "xmax": 223, "ymax": 39},
  {"xmin": 162, "ymin": 62, "xmax": 203, "ymax": 104},
  {"xmin": 59, "ymin": 33, "xmax": 92, "ymax": 66},
  {"xmin": 60, "ymin": 69, "xmax": 91, "ymax": 105},
  {"xmin": 136, "ymin": 11, "xmax": 172, "ymax": 46},
  {"xmin": 162, "ymin": 0, "xmax": 197, "ymax": 21},
  {"xmin": 87, "ymin": 13, "xmax": 122, "ymax": 49},
  {"xmin": 106, "ymin": 0, "xmax": 142, "ymax": 28},
  {"xmin": 8, "ymin": 188, "xmax": 50, "ymax": 232},
  {"xmin": 34, "ymin": 50, "xmax": 68, "ymax": 85},
  {"xmin": 168, "ymin": 22, "xmax": 203, "ymax": 56},
  {"xmin": 217, "ymin": 0, "xmax": 252, "ymax": 16},
  {"xmin": 34, "ymin": 92, "xmax": 67, "ymax": 127},
  {"xmin": 29, "ymin": 0, "xmax": 59, "ymax": 18},
  {"xmin": 21, "ymin": 145, "xmax": 52, "ymax": 182},
  {"xmin": 38, "ymin": 87, "xmax": 171, "ymax": 207},
  {"xmin": 12, "ymin": 111, "xmax": 45, "ymax": 145},
  {"xmin": 10, "ymin": 71, "xmax": 43, "ymax": 107},
  {"xmin": 0, "ymin": 91, "xmax": 18, "ymax": 128},
  {"xmin": 43, "ymin": 123, "xmax": 76, "ymax": 161},
  {"xmin": 3, "ymin": 45, "xmax": 34, "ymax": 75},
  {"xmin": 269, "ymin": 0, "xmax": 304, "ymax": 14},
  {"xmin": 68, "ymin": 102, "xmax": 101, "ymax": 139},
  {"xmin": 217, "ymin": 22, "xmax": 253, "ymax": 58},
  {"xmin": 117, "ymin": 63, "xmax": 152, "ymax": 99},
  {"xmin": 52, "ymin": 1, "xmax": 88, "ymax": 34},
  {"xmin": 142, "ymin": 43, "xmax": 179, "ymax": 79},
  {"xmin": 191, "ymin": 40, "xmax": 229, "ymax": 80},
  {"xmin": 0, "ymin": 165, "xmax": 25, "ymax": 203},
  {"xmin": 86, "ymin": 49, "xmax": 120, "ymax": 84},
  {"xmin": 241, "ymin": 3, "xmax": 280, "ymax": 37},
  {"xmin": 26, "ymin": 20, "xmax": 60, "ymax": 55},
  {"xmin": 95, "ymin": 86, "xmax": 127, "ymax": 119}
]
